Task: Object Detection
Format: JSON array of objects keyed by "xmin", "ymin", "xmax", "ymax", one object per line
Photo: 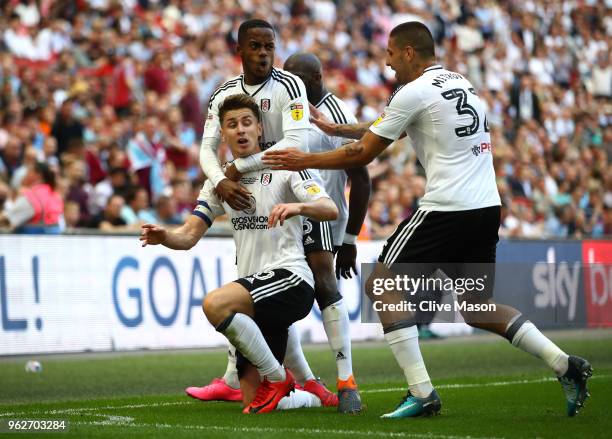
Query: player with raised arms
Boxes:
[
  {"xmin": 263, "ymin": 21, "xmax": 592, "ymax": 419},
  {"xmin": 140, "ymin": 94, "xmax": 338, "ymax": 413},
  {"xmin": 194, "ymin": 18, "xmax": 361, "ymax": 412}
]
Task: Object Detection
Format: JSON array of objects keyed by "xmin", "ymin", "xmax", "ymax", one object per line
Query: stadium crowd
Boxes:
[{"xmin": 0, "ymin": 0, "xmax": 610, "ymax": 237}]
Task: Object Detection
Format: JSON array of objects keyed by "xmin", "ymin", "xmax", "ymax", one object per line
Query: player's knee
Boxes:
[
  {"xmin": 202, "ymin": 291, "xmax": 228, "ymax": 324},
  {"xmin": 314, "ymin": 276, "xmax": 339, "ymax": 307}
]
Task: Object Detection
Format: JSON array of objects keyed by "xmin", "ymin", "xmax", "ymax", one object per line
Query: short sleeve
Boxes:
[
  {"xmin": 369, "ymin": 85, "xmax": 422, "ymax": 141},
  {"xmin": 290, "ymin": 170, "xmax": 330, "ymax": 203},
  {"xmin": 278, "ymin": 72, "xmax": 311, "ymax": 132},
  {"xmin": 192, "ymin": 180, "xmax": 225, "ymax": 227},
  {"xmin": 202, "ymin": 99, "xmax": 221, "ymax": 139}
]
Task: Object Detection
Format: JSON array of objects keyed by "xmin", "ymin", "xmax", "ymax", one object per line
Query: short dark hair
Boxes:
[
  {"xmin": 218, "ymin": 94, "xmax": 261, "ymax": 123},
  {"xmin": 390, "ymin": 21, "xmax": 435, "ymax": 59},
  {"xmin": 238, "ymin": 19, "xmax": 274, "ymax": 44}
]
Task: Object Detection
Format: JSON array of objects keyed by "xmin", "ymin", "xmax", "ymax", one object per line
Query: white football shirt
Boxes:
[
  {"xmin": 203, "ymin": 68, "xmax": 310, "ymax": 152},
  {"xmin": 369, "ymin": 65, "xmax": 501, "ymax": 211},
  {"xmin": 308, "ymin": 93, "xmax": 358, "ymax": 246},
  {"xmin": 193, "ymin": 169, "xmax": 329, "ymax": 288}
]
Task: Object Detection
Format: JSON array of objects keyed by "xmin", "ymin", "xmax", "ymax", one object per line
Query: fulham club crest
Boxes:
[
  {"xmin": 261, "ymin": 173, "xmax": 272, "ymax": 186},
  {"xmin": 261, "ymin": 98, "xmax": 271, "ymax": 112}
]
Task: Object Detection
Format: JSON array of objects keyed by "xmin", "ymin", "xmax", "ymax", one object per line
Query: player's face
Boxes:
[
  {"xmin": 238, "ymin": 28, "xmax": 275, "ymax": 81},
  {"xmin": 221, "ymin": 108, "xmax": 262, "ymax": 158},
  {"xmin": 386, "ymin": 36, "xmax": 411, "ymax": 84}
]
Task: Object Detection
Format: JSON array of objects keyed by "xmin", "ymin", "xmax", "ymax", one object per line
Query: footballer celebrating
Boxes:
[
  {"xmin": 140, "ymin": 94, "xmax": 338, "ymax": 413},
  {"xmin": 283, "ymin": 51, "xmax": 371, "ymax": 411},
  {"xmin": 195, "ymin": 18, "xmax": 360, "ymax": 412},
  {"xmin": 264, "ymin": 22, "xmax": 592, "ymax": 419}
]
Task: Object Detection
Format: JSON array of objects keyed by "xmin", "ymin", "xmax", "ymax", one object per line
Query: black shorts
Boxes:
[
  {"xmin": 234, "ymin": 268, "xmax": 314, "ymax": 364},
  {"xmin": 302, "ymin": 218, "xmax": 334, "ymax": 254},
  {"xmin": 378, "ymin": 206, "xmax": 500, "ymax": 298}
]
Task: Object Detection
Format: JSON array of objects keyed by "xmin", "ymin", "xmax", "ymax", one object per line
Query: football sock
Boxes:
[
  {"xmin": 217, "ymin": 313, "xmax": 285, "ymax": 382},
  {"xmin": 384, "ymin": 326, "xmax": 434, "ymax": 398},
  {"xmin": 509, "ymin": 320, "xmax": 569, "ymax": 376},
  {"xmin": 283, "ymin": 324, "xmax": 316, "ymax": 385},
  {"xmin": 277, "ymin": 389, "xmax": 322, "ymax": 410},
  {"xmin": 321, "ymin": 298, "xmax": 354, "ymax": 381},
  {"xmin": 222, "ymin": 344, "xmax": 240, "ymax": 389}
]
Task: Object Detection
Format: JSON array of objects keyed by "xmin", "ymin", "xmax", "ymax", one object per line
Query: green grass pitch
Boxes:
[{"xmin": 1, "ymin": 330, "xmax": 611, "ymax": 438}]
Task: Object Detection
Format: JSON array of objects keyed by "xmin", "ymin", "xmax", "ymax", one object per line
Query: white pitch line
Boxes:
[
  {"xmin": 1, "ymin": 374, "xmax": 608, "ymax": 419},
  {"xmin": 360, "ymin": 374, "xmax": 609, "ymax": 394},
  {"xmin": 71, "ymin": 420, "xmax": 501, "ymax": 439},
  {"xmin": 0, "ymin": 401, "xmax": 190, "ymax": 418}
]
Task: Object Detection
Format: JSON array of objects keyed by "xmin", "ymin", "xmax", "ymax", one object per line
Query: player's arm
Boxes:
[
  {"xmin": 310, "ymin": 103, "xmax": 373, "ymax": 140},
  {"xmin": 140, "ymin": 215, "xmax": 208, "ymax": 250},
  {"xmin": 268, "ymin": 197, "xmax": 338, "ymax": 228},
  {"xmin": 141, "ymin": 181, "xmax": 225, "ymax": 249},
  {"xmin": 263, "ymin": 130, "xmax": 392, "ymax": 170},
  {"xmin": 264, "ymin": 88, "xmax": 417, "ymax": 171},
  {"xmin": 231, "ymin": 75, "xmax": 311, "ymax": 175},
  {"xmin": 336, "ymin": 162, "xmax": 371, "ymax": 279},
  {"xmin": 200, "ymin": 96, "xmax": 251, "ymax": 210},
  {"xmin": 269, "ymin": 171, "xmax": 338, "ymax": 228}
]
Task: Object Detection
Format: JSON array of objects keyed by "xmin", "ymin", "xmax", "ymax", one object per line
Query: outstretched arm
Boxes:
[
  {"xmin": 232, "ymin": 128, "xmax": 310, "ymax": 174},
  {"xmin": 140, "ymin": 215, "xmax": 208, "ymax": 250},
  {"xmin": 263, "ymin": 130, "xmax": 393, "ymax": 170}
]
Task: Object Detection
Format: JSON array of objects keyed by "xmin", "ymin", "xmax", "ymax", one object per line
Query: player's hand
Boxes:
[
  {"xmin": 224, "ymin": 163, "xmax": 242, "ymax": 182},
  {"xmin": 216, "ymin": 178, "xmax": 252, "ymax": 210},
  {"xmin": 309, "ymin": 103, "xmax": 336, "ymax": 136},
  {"xmin": 268, "ymin": 203, "xmax": 302, "ymax": 228},
  {"xmin": 263, "ymin": 148, "xmax": 309, "ymax": 171},
  {"xmin": 335, "ymin": 243, "xmax": 358, "ymax": 279},
  {"xmin": 140, "ymin": 223, "xmax": 167, "ymax": 247}
]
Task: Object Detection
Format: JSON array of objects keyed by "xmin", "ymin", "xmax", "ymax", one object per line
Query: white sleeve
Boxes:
[
  {"xmin": 5, "ymin": 196, "xmax": 35, "ymax": 227},
  {"xmin": 192, "ymin": 180, "xmax": 225, "ymax": 227},
  {"xmin": 199, "ymin": 99, "xmax": 224, "ymax": 187},
  {"xmin": 199, "ymin": 136, "xmax": 224, "ymax": 187},
  {"xmin": 233, "ymin": 128, "xmax": 309, "ymax": 173},
  {"xmin": 369, "ymin": 85, "xmax": 422, "ymax": 141},
  {"xmin": 290, "ymin": 170, "xmax": 330, "ymax": 203}
]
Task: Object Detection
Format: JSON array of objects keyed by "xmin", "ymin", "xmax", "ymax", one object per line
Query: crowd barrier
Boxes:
[{"xmin": 1, "ymin": 235, "xmax": 610, "ymax": 355}]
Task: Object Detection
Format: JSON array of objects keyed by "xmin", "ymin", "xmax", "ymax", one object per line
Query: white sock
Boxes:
[
  {"xmin": 219, "ymin": 313, "xmax": 286, "ymax": 382},
  {"xmin": 510, "ymin": 321, "xmax": 569, "ymax": 376},
  {"xmin": 222, "ymin": 344, "xmax": 240, "ymax": 389},
  {"xmin": 384, "ymin": 326, "xmax": 434, "ymax": 398},
  {"xmin": 322, "ymin": 298, "xmax": 353, "ymax": 381},
  {"xmin": 283, "ymin": 324, "xmax": 315, "ymax": 385},
  {"xmin": 277, "ymin": 389, "xmax": 322, "ymax": 410}
]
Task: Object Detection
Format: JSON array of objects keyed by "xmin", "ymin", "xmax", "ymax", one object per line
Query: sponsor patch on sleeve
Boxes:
[
  {"xmin": 304, "ymin": 183, "xmax": 321, "ymax": 195},
  {"xmin": 372, "ymin": 112, "xmax": 386, "ymax": 127},
  {"xmin": 290, "ymin": 103, "xmax": 304, "ymax": 121}
]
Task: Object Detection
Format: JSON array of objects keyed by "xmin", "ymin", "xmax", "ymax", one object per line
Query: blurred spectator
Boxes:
[
  {"xmin": 127, "ymin": 116, "xmax": 168, "ymax": 201},
  {"xmin": 88, "ymin": 194, "xmax": 129, "ymax": 231},
  {"xmin": 0, "ymin": 162, "xmax": 63, "ymax": 234},
  {"xmin": 153, "ymin": 195, "xmax": 181, "ymax": 225},
  {"xmin": 0, "ymin": 0, "xmax": 608, "ymax": 239},
  {"xmin": 51, "ymin": 99, "xmax": 83, "ymax": 158},
  {"xmin": 120, "ymin": 186, "xmax": 156, "ymax": 225}
]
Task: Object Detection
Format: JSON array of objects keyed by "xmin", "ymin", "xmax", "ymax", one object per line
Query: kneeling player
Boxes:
[{"xmin": 140, "ymin": 94, "xmax": 338, "ymax": 413}]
